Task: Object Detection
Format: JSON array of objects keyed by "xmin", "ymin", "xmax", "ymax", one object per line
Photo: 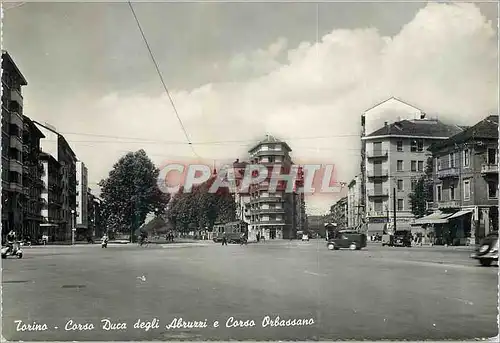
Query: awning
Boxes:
[
  {"xmin": 411, "ymin": 212, "xmax": 452, "ymax": 226},
  {"xmin": 367, "ymin": 222, "xmax": 386, "ymax": 233},
  {"xmin": 448, "ymin": 210, "xmax": 473, "ymax": 219}
]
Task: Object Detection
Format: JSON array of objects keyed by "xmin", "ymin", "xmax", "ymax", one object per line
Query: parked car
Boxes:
[
  {"xmin": 327, "ymin": 230, "xmax": 367, "ymax": 250},
  {"xmin": 471, "ymin": 232, "xmax": 498, "ymax": 266},
  {"xmin": 393, "ymin": 230, "xmax": 412, "ymax": 247}
]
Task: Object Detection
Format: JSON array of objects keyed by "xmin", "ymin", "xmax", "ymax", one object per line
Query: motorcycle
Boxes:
[
  {"xmin": 101, "ymin": 239, "xmax": 108, "ymax": 248},
  {"xmin": 1, "ymin": 242, "xmax": 24, "ymax": 259}
]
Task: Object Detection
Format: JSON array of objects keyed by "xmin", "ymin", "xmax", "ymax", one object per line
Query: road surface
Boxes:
[{"xmin": 2, "ymin": 240, "xmax": 498, "ymax": 341}]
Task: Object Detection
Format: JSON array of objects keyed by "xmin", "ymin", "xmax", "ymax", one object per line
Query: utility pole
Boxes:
[{"xmin": 393, "ymin": 187, "xmax": 397, "ymax": 233}]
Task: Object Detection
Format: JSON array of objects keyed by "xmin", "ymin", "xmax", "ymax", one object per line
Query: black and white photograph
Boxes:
[{"xmin": 1, "ymin": 0, "xmax": 499, "ymax": 341}]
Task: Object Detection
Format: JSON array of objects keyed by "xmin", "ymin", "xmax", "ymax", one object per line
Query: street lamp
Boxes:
[{"xmin": 70, "ymin": 209, "xmax": 76, "ymax": 245}]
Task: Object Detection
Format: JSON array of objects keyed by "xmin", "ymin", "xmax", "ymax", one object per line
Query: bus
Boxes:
[{"xmin": 213, "ymin": 221, "xmax": 248, "ymax": 243}]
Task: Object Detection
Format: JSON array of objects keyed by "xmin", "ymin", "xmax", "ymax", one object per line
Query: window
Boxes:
[
  {"xmin": 374, "ymin": 200, "xmax": 383, "ymax": 212},
  {"xmin": 487, "ymin": 148, "xmax": 497, "ymax": 165},
  {"xmin": 450, "ymin": 186, "xmax": 455, "ymax": 200},
  {"xmin": 397, "ymin": 179, "xmax": 404, "ymax": 191},
  {"xmin": 411, "ymin": 179, "xmax": 417, "ymax": 191},
  {"xmin": 397, "ymin": 160, "xmax": 403, "ymax": 171},
  {"xmin": 436, "ymin": 185, "xmax": 442, "ymax": 202},
  {"xmin": 417, "ymin": 140, "xmax": 424, "ymax": 152},
  {"xmin": 488, "ymin": 181, "xmax": 498, "ymax": 199},
  {"xmin": 463, "ymin": 180, "xmax": 471, "ymax": 200},
  {"xmin": 411, "ymin": 160, "xmax": 417, "ymax": 172},
  {"xmin": 449, "ymin": 153, "xmax": 455, "ymax": 168},
  {"xmin": 410, "ymin": 140, "xmax": 417, "ymax": 152},
  {"xmin": 463, "ymin": 149, "xmax": 469, "ymax": 167},
  {"xmin": 397, "ymin": 199, "xmax": 404, "ymax": 211},
  {"xmin": 418, "ymin": 161, "xmax": 424, "ymax": 172},
  {"xmin": 396, "ymin": 141, "xmax": 403, "ymax": 152}
]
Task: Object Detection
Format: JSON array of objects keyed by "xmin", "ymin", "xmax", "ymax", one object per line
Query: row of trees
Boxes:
[{"xmin": 166, "ymin": 176, "xmax": 237, "ymax": 231}]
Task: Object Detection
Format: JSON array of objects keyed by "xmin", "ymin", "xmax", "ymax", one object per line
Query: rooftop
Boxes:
[
  {"xmin": 429, "ymin": 115, "xmax": 499, "ymax": 151},
  {"xmin": 248, "ymin": 134, "xmax": 292, "ymax": 153},
  {"xmin": 364, "ymin": 119, "xmax": 464, "ymax": 140},
  {"xmin": 1, "ymin": 50, "xmax": 28, "ymax": 86}
]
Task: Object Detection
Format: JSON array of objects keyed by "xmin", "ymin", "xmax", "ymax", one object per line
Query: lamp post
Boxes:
[{"xmin": 70, "ymin": 209, "xmax": 76, "ymax": 245}]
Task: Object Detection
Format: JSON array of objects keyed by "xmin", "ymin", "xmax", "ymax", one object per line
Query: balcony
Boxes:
[
  {"xmin": 436, "ymin": 200, "xmax": 460, "ymax": 209},
  {"xmin": 253, "ymin": 149, "xmax": 286, "ymax": 158},
  {"xmin": 9, "ymin": 158, "xmax": 23, "ymax": 173},
  {"xmin": 9, "ymin": 135, "xmax": 23, "ymax": 150},
  {"xmin": 367, "ymin": 211, "xmax": 387, "ymax": 218},
  {"xmin": 367, "ymin": 150, "xmax": 388, "ymax": 159},
  {"xmin": 367, "ymin": 169, "xmax": 389, "ymax": 178},
  {"xmin": 10, "ymin": 89, "xmax": 23, "ymax": 106},
  {"xmin": 481, "ymin": 164, "xmax": 498, "ymax": 174},
  {"xmin": 437, "ymin": 167, "xmax": 459, "ymax": 179},
  {"xmin": 256, "ymin": 218, "xmax": 285, "ymax": 226},
  {"xmin": 367, "ymin": 188, "xmax": 389, "ymax": 197},
  {"xmin": 9, "ymin": 182, "xmax": 23, "ymax": 193},
  {"xmin": 256, "ymin": 208, "xmax": 285, "ymax": 214}
]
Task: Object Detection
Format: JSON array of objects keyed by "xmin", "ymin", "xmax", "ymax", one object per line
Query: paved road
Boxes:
[{"xmin": 2, "ymin": 240, "xmax": 498, "ymax": 341}]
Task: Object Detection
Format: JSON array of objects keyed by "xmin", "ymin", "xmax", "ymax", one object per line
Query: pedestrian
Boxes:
[
  {"xmin": 222, "ymin": 232, "xmax": 228, "ymax": 246},
  {"xmin": 257, "ymin": 232, "xmax": 260, "ymax": 243}
]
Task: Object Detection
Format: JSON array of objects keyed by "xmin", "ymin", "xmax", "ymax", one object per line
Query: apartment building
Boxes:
[
  {"xmin": 88, "ymin": 191, "xmax": 103, "ymax": 238},
  {"xmin": 39, "ymin": 152, "xmax": 62, "ymax": 240},
  {"xmin": 76, "ymin": 161, "xmax": 88, "ymax": 233},
  {"xmin": 330, "ymin": 196, "xmax": 348, "ymax": 228},
  {"xmin": 361, "ymin": 118, "xmax": 464, "ymax": 235},
  {"xmin": 21, "ymin": 116, "xmax": 45, "ymax": 239},
  {"xmin": 35, "ymin": 122, "xmax": 77, "ymax": 241},
  {"xmin": 1, "ymin": 51, "xmax": 28, "ymax": 236},
  {"xmin": 422, "ymin": 115, "xmax": 499, "ymax": 245},
  {"xmin": 246, "ymin": 135, "xmax": 305, "ymax": 240},
  {"xmin": 347, "ymin": 174, "xmax": 362, "ymax": 228}
]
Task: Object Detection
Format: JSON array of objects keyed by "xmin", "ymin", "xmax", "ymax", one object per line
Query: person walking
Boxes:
[
  {"xmin": 256, "ymin": 232, "xmax": 260, "ymax": 243},
  {"xmin": 222, "ymin": 232, "xmax": 228, "ymax": 246}
]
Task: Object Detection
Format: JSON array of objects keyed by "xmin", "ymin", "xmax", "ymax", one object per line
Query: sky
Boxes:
[{"xmin": 2, "ymin": 0, "xmax": 498, "ymax": 214}]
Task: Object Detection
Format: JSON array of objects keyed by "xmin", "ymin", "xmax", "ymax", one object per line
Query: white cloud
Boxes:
[{"xmin": 55, "ymin": 2, "xmax": 497, "ymax": 213}]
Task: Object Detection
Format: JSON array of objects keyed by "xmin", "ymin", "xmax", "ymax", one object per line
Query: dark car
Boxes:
[
  {"xmin": 471, "ymin": 233, "xmax": 498, "ymax": 266},
  {"xmin": 393, "ymin": 230, "xmax": 412, "ymax": 247},
  {"xmin": 327, "ymin": 230, "xmax": 367, "ymax": 251}
]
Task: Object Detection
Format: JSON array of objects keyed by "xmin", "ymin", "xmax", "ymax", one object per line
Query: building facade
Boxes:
[
  {"xmin": 426, "ymin": 115, "xmax": 499, "ymax": 245},
  {"xmin": 88, "ymin": 191, "xmax": 103, "ymax": 238},
  {"xmin": 39, "ymin": 152, "xmax": 63, "ymax": 241},
  {"xmin": 246, "ymin": 135, "xmax": 305, "ymax": 240},
  {"xmin": 35, "ymin": 122, "xmax": 77, "ymax": 241},
  {"xmin": 21, "ymin": 116, "xmax": 45, "ymax": 239},
  {"xmin": 361, "ymin": 118, "xmax": 464, "ymax": 235},
  {"xmin": 347, "ymin": 174, "xmax": 362, "ymax": 228},
  {"xmin": 76, "ymin": 161, "xmax": 88, "ymax": 231},
  {"xmin": 330, "ymin": 196, "xmax": 348, "ymax": 228}
]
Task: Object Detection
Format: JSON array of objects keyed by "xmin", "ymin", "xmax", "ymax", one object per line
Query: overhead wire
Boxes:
[{"xmin": 127, "ymin": 1, "xmax": 200, "ymax": 159}]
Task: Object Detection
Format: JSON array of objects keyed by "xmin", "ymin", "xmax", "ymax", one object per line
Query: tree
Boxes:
[
  {"xmin": 409, "ymin": 157, "xmax": 434, "ymax": 218},
  {"xmin": 99, "ymin": 150, "xmax": 170, "ymax": 240}
]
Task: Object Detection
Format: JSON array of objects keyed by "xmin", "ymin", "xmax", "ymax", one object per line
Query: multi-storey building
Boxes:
[
  {"xmin": 246, "ymin": 135, "xmax": 305, "ymax": 240},
  {"xmin": 76, "ymin": 161, "xmax": 88, "ymax": 233},
  {"xmin": 231, "ymin": 159, "xmax": 251, "ymax": 226},
  {"xmin": 361, "ymin": 118, "xmax": 464, "ymax": 235},
  {"xmin": 1, "ymin": 51, "xmax": 28, "ymax": 238},
  {"xmin": 347, "ymin": 174, "xmax": 362, "ymax": 228},
  {"xmin": 35, "ymin": 121, "xmax": 77, "ymax": 241},
  {"xmin": 39, "ymin": 152, "xmax": 63, "ymax": 241},
  {"xmin": 330, "ymin": 196, "xmax": 348, "ymax": 228},
  {"xmin": 21, "ymin": 116, "xmax": 45, "ymax": 239},
  {"xmin": 423, "ymin": 115, "xmax": 499, "ymax": 245}
]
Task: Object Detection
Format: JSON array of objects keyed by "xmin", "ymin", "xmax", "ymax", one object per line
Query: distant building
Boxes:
[
  {"xmin": 39, "ymin": 152, "xmax": 62, "ymax": 240},
  {"xmin": 87, "ymin": 190, "xmax": 102, "ymax": 238},
  {"xmin": 35, "ymin": 121, "xmax": 78, "ymax": 241},
  {"xmin": 361, "ymin": 118, "xmax": 464, "ymax": 235},
  {"xmin": 75, "ymin": 161, "xmax": 88, "ymax": 231},
  {"xmin": 245, "ymin": 135, "xmax": 306, "ymax": 241},
  {"xmin": 422, "ymin": 115, "xmax": 499, "ymax": 245},
  {"xmin": 330, "ymin": 197, "xmax": 348, "ymax": 228}
]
